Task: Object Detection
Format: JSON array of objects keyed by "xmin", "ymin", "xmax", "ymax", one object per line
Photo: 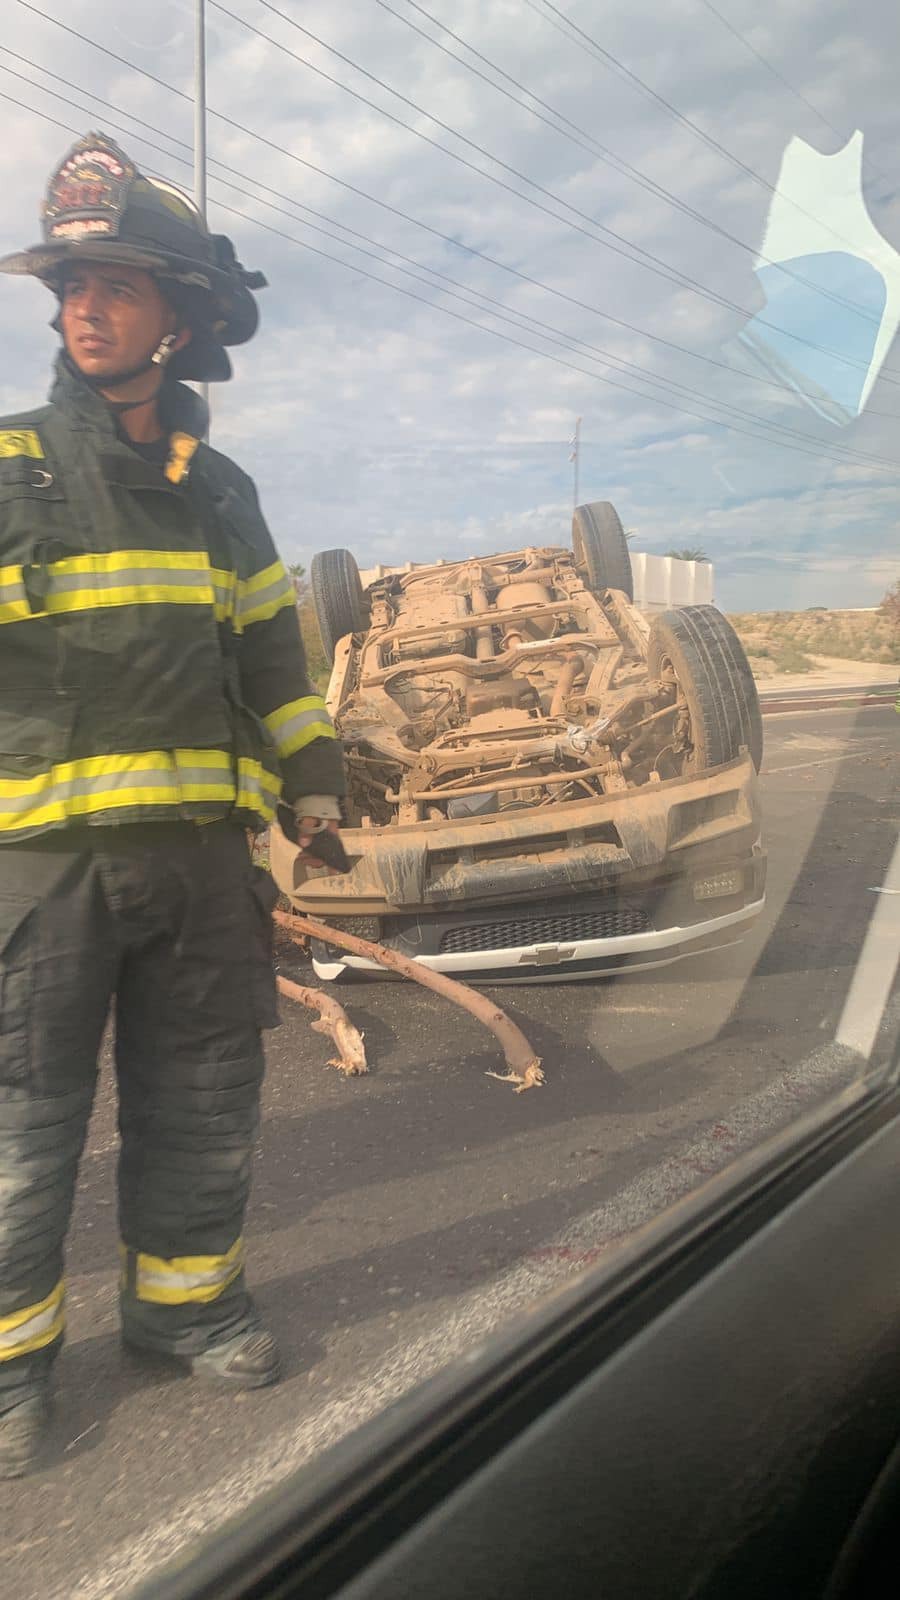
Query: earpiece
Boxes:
[{"xmin": 151, "ymin": 333, "xmax": 179, "ymax": 368}]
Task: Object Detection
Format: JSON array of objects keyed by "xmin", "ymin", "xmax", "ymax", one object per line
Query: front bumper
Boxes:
[
  {"xmin": 272, "ymin": 755, "xmax": 763, "ymax": 917},
  {"xmin": 311, "ymin": 896, "xmax": 765, "ymax": 984},
  {"xmin": 270, "ymin": 753, "xmax": 767, "ymax": 985}
]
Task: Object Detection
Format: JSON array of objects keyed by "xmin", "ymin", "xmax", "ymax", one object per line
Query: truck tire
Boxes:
[
  {"xmin": 310, "ymin": 548, "xmax": 366, "ymax": 664},
  {"xmin": 648, "ymin": 605, "xmax": 763, "ymax": 773},
  {"xmin": 572, "ymin": 501, "xmax": 633, "ymax": 600}
]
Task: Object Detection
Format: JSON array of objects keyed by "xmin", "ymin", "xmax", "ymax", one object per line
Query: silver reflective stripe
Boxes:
[
  {"xmin": 0, "ymin": 1299, "xmax": 60, "ymax": 1354},
  {"xmin": 129, "ymin": 1237, "xmax": 245, "ymax": 1306},
  {"xmin": 0, "ymin": 764, "xmax": 233, "ymax": 817},
  {"xmin": 0, "ymin": 567, "xmax": 219, "ymax": 623},
  {"xmin": 274, "ymin": 705, "xmax": 331, "ymax": 738},
  {"xmin": 236, "ymin": 573, "xmax": 293, "ymax": 617},
  {"xmin": 237, "ymin": 768, "xmax": 281, "ymax": 808},
  {"xmin": 45, "ymin": 567, "xmax": 213, "ymax": 594},
  {"xmin": 138, "ymin": 1263, "xmax": 238, "ymax": 1293}
]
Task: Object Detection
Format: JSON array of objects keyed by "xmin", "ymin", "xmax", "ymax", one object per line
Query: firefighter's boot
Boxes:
[
  {"xmin": 190, "ymin": 1325, "xmax": 281, "ymax": 1388},
  {"xmin": 125, "ymin": 1323, "xmax": 281, "ymax": 1388}
]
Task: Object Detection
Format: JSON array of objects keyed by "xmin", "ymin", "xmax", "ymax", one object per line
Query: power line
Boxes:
[
  {"xmin": 207, "ymin": 1, "xmax": 900, "ymax": 379},
  {"xmin": 525, "ymin": 0, "xmax": 887, "ymax": 262},
  {"xmin": 15, "ymin": 0, "xmax": 193, "ymax": 104},
  {"xmin": 0, "ymin": 60, "xmax": 830, "ymax": 443},
  {"xmin": 695, "ymin": 0, "xmax": 893, "ymax": 190},
  {"xmin": 374, "ymin": 0, "xmax": 884, "ymax": 331},
  {"xmin": 213, "ymin": 0, "xmax": 770, "ymax": 320},
  {"xmin": 4, "ymin": 84, "xmax": 897, "ymax": 478},
  {"xmin": 206, "ymin": 192, "xmax": 900, "ymax": 475},
  {"xmin": 203, "ymin": 172, "xmax": 900, "ymax": 462},
  {"xmin": 19, "ymin": 0, "xmax": 756, "ymax": 326},
  {"xmin": 5, "ymin": 47, "xmax": 900, "ymax": 455},
  {"xmin": 13, "ymin": 0, "xmax": 900, "ymax": 392},
  {"xmin": 9, "ymin": 48, "xmax": 900, "ymax": 435}
]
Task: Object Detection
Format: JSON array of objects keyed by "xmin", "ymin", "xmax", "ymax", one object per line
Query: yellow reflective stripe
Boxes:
[
  {"xmin": 0, "ymin": 577, "xmax": 30, "ymax": 624},
  {"xmin": 135, "ymin": 1239, "xmax": 244, "ymax": 1306},
  {"xmin": 0, "ymin": 548, "xmax": 246, "ymax": 628},
  {"xmin": 0, "ymin": 428, "xmax": 44, "ymax": 459},
  {"xmin": 0, "ymin": 749, "xmax": 238, "ymax": 833},
  {"xmin": 210, "ymin": 566, "xmax": 235, "ymax": 623},
  {"xmin": 46, "ymin": 583, "xmax": 216, "ymax": 614},
  {"xmin": 263, "ymin": 695, "xmax": 336, "ymax": 758},
  {"xmin": 236, "ymin": 757, "xmax": 281, "ymax": 822},
  {"xmin": 0, "ymin": 1281, "xmax": 65, "ymax": 1361},
  {"xmin": 235, "ymin": 559, "xmax": 296, "ymax": 630},
  {"xmin": 0, "ymin": 749, "xmax": 281, "ymax": 832},
  {"xmin": 0, "ymin": 549, "xmax": 229, "ymax": 626},
  {"xmin": 264, "ymin": 695, "xmax": 330, "ymax": 735},
  {"xmin": 53, "ymin": 549, "xmax": 214, "ymax": 576},
  {"xmin": 239, "ymin": 559, "xmax": 285, "ymax": 599}
]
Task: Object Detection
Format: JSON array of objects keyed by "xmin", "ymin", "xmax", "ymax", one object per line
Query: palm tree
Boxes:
[
  {"xmin": 664, "ymin": 547, "xmax": 709, "ymax": 562},
  {"xmin": 287, "ymin": 561, "xmax": 309, "ymax": 601}
]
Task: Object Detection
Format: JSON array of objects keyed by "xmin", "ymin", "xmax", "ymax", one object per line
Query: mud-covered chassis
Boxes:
[{"xmin": 274, "ymin": 503, "xmax": 765, "ymax": 981}]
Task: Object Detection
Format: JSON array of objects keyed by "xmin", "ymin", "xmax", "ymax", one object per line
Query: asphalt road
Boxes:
[{"xmin": 3, "ymin": 705, "xmax": 898, "ymax": 1600}]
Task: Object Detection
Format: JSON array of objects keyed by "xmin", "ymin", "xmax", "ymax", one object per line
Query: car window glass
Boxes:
[{"xmin": 0, "ymin": 1, "xmax": 896, "ymax": 1594}]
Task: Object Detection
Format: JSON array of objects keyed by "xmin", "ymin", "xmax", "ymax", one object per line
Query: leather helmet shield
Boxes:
[
  {"xmin": 0, "ymin": 132, "xmax": 266, "ymax": 378},
  {"xmin": 42, "ymin": 134, "xmax": 137, "ymax": 244}
]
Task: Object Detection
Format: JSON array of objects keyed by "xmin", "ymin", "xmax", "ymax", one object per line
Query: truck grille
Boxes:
[{"xmin": 439, "ymin": 906, "xmax": 651, "ymax": 955}]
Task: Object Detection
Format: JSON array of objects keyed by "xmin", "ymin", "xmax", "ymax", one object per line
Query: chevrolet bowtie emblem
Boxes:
[{"xmin": 519, "ymin": 945, "xmax": 576, "ymax": 965}]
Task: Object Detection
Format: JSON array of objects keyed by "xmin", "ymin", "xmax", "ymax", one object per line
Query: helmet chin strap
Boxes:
[{"xmin": 66, "ymin": 333, "xmax": 179, "ymax": 416}]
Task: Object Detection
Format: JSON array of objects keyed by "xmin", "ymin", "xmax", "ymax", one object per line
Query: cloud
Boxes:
[{"xmin": 0, "ymin": 0, "xmax": 898, "ymax": 611}]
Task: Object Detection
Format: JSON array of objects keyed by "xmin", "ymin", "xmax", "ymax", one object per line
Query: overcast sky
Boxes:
[{"xmin": 2, "ymin": 0, "xmax": 899, "ymax": 609}]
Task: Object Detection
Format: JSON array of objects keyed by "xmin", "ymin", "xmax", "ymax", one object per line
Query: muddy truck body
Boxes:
[{"xmin": 271, "ymin": 503, "xmax": 765, "ymax": 982}]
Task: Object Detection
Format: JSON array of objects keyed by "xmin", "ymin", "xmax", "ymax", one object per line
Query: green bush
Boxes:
[
  {"xmin": 728, "ymin": 609, "xmax": 900, "ymax": 668},
  {"xmin": 298, "ymin": 600, "xmax": 330, "ymax": 692},
  {"xmin": 772, "ymin": 643, "xmax": 814, "ymax": 673}
]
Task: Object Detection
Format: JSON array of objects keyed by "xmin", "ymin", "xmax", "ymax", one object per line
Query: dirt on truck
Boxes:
[{"xmin": 271, "ymin": 502, "xmax": 766, "ymax": 983}]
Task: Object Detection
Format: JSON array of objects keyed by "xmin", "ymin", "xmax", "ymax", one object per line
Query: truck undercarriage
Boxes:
[{"xmin": 272, "ymin": 503, "xmax": 765, "ymax": 982}]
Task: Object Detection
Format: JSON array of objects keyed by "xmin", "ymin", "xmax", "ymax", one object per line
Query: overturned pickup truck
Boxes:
[{"xmin": 272, "ymin": 503, "xmax": 765, "ymax": 983}]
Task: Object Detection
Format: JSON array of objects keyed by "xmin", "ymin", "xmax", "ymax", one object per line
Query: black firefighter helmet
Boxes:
[{"xmin": 0, "ymin": 132, "xmax": 266, "ymax": 382}]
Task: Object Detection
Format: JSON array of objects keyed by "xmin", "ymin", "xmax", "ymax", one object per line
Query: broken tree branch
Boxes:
[
  {"xmin": 276, "ymin": 973, "xmax": 368, "ymax": 1076},
  {"xmin": 272, "ymin": 910, "xmax": 544, "ymax": 1092}
]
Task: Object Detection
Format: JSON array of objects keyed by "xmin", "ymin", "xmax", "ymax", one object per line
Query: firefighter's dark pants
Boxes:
[{"xmin": 0, "ymin": 822, "xmax": 279, "ymax": 1406}]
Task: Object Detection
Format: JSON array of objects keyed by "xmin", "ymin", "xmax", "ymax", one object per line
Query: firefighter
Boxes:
[{"xmin": 0, "ymin": 133, "xmax": 346, "ymax": 1476}]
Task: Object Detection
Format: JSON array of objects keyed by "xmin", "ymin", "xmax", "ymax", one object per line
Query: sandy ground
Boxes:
[{"xmin": 753, "ymin": 655, "xmax": 899, "ymax": 693}]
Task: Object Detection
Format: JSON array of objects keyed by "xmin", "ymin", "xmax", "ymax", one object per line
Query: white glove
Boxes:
[{"xmin": 292, "ymin": 795, "xmax": 342, "ymax": 823}]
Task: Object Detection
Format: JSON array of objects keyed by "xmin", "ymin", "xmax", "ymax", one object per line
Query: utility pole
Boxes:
[
  {"xmin": 194, "ymin": 0, "xmax": 209, "ymax": 416},
  {"xmin": 569, "ymin": 416, "xmax": 581, "ymax": 510}
]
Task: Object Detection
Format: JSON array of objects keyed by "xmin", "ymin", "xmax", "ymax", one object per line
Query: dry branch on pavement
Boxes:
[
  {"xmin": 276, "ymin": 974, "xmax": 368, "ymax": 1076},
  {"xmin": 272, "ymin": 909, "xmax": 544, "ymax": 1092}
]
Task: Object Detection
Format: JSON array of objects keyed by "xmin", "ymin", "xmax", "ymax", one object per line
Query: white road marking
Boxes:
[
  {"xmin": 836, "ymin": 830, "xmax": 900, "ymax": 1058},
  {"xmin": 760, "ymin": 703, "xmax": 892, "ymax": 721},
  {"xmin": 763, "ymin": 745, "xmax": 889, "ymax": 777}
]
